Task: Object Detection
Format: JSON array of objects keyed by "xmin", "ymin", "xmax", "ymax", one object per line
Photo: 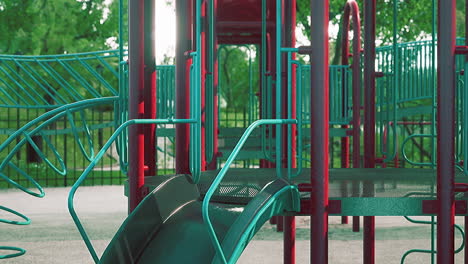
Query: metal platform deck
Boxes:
[{"xmin": 142, "ymin": 168, "xmax": 468, "ymax": 216}]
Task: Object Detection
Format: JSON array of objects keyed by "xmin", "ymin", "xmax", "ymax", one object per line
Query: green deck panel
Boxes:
[{"xmin": 332, "ymin": 197, "xmax": 427, "ymax": 216}]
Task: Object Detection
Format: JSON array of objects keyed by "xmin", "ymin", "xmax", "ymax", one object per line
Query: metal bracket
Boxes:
[
  {"xmin": 422, "ymin": 200, "xmax": 467, "ymax": 215},
  {"xmin": 455, "ymin": 45, "xmax": 468, "ymax": 55}
]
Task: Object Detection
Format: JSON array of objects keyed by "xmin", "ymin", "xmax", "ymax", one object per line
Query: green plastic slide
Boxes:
[{"xmin": 99, "ymin": 175, "xmax": 299, "ymax": 264}]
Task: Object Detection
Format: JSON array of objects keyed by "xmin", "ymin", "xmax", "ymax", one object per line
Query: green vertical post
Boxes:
[
  {"xmin": 392, "ymin": 0, "xmax": 399, "ymax": 162},
  {"xmin": 431, "ymin": 0, "xmax": 437, "ymax": 263}
]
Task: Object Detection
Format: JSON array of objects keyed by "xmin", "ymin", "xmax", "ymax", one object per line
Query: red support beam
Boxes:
[
  {"xmin": 309, "ymin": 0, "xmax": 329, "ymax": 263},
  {"xmin": 363, "ymin": 0, "xmax": 376, "ymax": 263},
  {"xmin": 465, "ymin": 1, "xmax": 468, "ymax": 262},
  {"xmin": 283, "ymin": 0, "xmax": 296, "ymax": 262},
  {"xmin": 201, "ymin": 0, "xmax": 208, "ymax": 171},
  {"xmin": 437, "ymin": 0, "xmax": 456, "ymax": 263},
  {"xmin": 175, "ymin": 0, "xmax": 193, "ymax": 175},
  {"xmin": 207, "ymin": 0, "xmax": 219, "ymax": 170},
  {"xmin": 128, "ymin": 0, "xmax": 147, "ymax": 212},
  {"xmin": 341, "ymin": 0, "xmax": 362, "ymax": 230},
  {"xmin": 284, "ymin": 215, "xmax": 296, "ymax": 264},
  {"xmin": 143, "ymin": 0, "xmax": 157, "ymax": 178}
]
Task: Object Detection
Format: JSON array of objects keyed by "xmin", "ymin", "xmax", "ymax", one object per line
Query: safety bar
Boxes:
[
  {"xmin": 68, "ymin": 118, "xmax": 197, "ymax": 263},
  {"xmin": 202, "ymin": 118, "xmax": 296, "ymax": 264},
  {"xmin": 401, "ymin": 134, "xmax": 435, "ymax": 166},
  {"xmin": 400, "ymin": 192, "xmax": 465, "ymax": 264}
]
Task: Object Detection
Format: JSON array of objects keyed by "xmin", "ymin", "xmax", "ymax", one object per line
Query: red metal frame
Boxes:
[
  {"xmin": 284, "ymin": 0, "xmax": 296, "ymax": 262},
  {"xmin": 363, "ymin": 0, "xmax": 376, "ymax": 263},
  {"xmin": 437, "ymin": 0, "xmax": 456, "ymax": 263},
  {"xmin": 207, "ymin": 0, "xmax": 219, "ymax": 170},
  {"xmin": 175, "ymin": 0, "xmax": 193, "ymax": 175},
  {"xmin": 201, "ymin": 0, "xmax": 208, "ymax": 171},
  {"xmin": 143, "ymin": 0, "xmax": 157, "ymax": 178},
  {"xmin": 128, "ymin": 0, "xmax": 145, "ymax": 212},
  {"xmin": 341, "ymin": 0, "xmax": 362, "ymax": 232},
  {"xmin": 465, "ymin": 1, "xmax": 468, "ymax": 262},
  {"xmin": 125, "ymin": 0, "xmax": 464, "ymax": 262},
  {"xmin": 309, "ymin": 0, "xmax": 329, "ymax": 262}
]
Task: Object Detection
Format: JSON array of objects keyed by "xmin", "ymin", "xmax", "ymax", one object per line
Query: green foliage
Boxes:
[
  {"xmin": 0, "ymin": 0, "xmax": 120, "ymax": 55},
  {"xmin": 219, "ymin": 45, "xmax": 259, "ymax": 112},
  {"xmin": 297, "ymin": 0, "xmax": 465, "ymax": 63}
]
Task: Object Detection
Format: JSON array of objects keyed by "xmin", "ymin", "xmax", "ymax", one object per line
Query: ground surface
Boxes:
[{"xmin": 0, "ymin": 186, "xmax": 465, "ymax": 263}]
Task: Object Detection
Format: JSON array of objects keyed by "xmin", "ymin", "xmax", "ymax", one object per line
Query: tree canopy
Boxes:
[
  {"xmin": 298, "ymin": 0, "xmax": 465, "ymax": 45},
  {"xmin": 0, "ymin": 0, "xmax": 120, "ymax": 55}
]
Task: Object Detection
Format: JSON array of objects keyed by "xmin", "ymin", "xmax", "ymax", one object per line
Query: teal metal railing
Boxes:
[
  {"xmin": 201, "ymin": 119, "xmax": 297, "ymax": 264},
  {"xmin": 300, "ymin": 65, "xmax": 351, "ymax": 126},
  {"xmin": 201, "ymin": 1, "xmax": 301, "ymax": 262},
  {"xmin": 0, "ymin": 97, "xmax": 117, "ymax": 259},
  {"xmin": 375, "ymin": 38, "xmax": 467, "ymax": 165},
  {"xmin": 0, "ymin": 205, "xmax": 30, "ymax": 259},
  {"xmin": 68, "ymin": 2, "xmax": 203, "ymax": 258},
  {"xmin": 400, "ymin": 192, "xmax": 465, "ymax": 264},
  {"xmin": 68, "ymin": 117, "xmax": 197, "ymax": 263},
  {"xmin": 0, "ymin": 50, "xmax": 122, "ymax": 108}
]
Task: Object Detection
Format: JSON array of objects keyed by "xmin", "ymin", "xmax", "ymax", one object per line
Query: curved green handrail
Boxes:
[
  {"xmin": 0, "ymin": 50, "xmax": 123, "ymax": 108},
  {"xmin": 0, "ymin": 97, "xmax": 117, "ymax": 151},
  {"xmin": 0, "ymin": 98, "xmax": 117, "ymax": 180},
  {"xmin": 400, "ymin": 192, "xmax": 465, "ymax": 264},
  {"xmin": 68, "ymin": 118, "xmax": 196, "ymax": 263},
  {"xmin": 0, "ymin": 246, "xmax": 26, "ymax": 259},
  {"xmin": 401, "ymin": 134, "xmax": 435, "ymax": 166},
  {"xmin": 67, "ymin": 109, "xmax": 95, "ymax": 162},
  {"xmin": 0, "ymin": 164, "xmax": 45, "ymax": 198},
  {"xmin": 0, "ymin": 205, "xmax": 31, "ymax": 225},
  {"xmin": 0, "ymin": 97, "xmax": 117, "ymax": 260},
  {"xmin": 0, "ymin": 206, "xmax": 29, "ymax": 259},
  {"xmin": 202, "ymin": 119, "xmax": 296, "ymax": 264},
  {"xmin": 219, "ymin": 183, "xmax": 299, "ymax": 263},
  {"xmin": 22, "ymin": 131, "xmax": 67, "ymax": 176}
]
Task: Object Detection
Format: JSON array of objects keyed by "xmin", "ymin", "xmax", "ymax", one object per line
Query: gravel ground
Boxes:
[{"xmin": 0, "ymin": 186, "xmax": 466, "ymax": 263}]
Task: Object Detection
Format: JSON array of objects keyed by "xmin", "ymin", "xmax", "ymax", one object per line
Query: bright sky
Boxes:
[{"xmin": 155, "ymin": 1, "xmax": 176, "ymax": 64}]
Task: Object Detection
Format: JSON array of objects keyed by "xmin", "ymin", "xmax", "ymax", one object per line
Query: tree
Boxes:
[
  {"xmin": 0, "ymin": 0, "xmax": 122, "ymax": 164},
  {"xmin": 0, "ymin": 0, "xmax": 120, "ymax": 55},
  {"xmin": 218, "ymin": 45, "xmax": 259, "ymax": 113},
  {"xmin": 297, "ymin": 0, "xmax": 465, "ymax": 63}
]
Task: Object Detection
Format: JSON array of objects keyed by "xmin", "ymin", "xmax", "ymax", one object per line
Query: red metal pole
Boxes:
[
  {"xmin": 284, "ymin": 215, "xmax": 296, "ymax": 264},
  {"xmin": 128, "ymin": 0, "xmax": 146, "ymax": 212},
  {"xmin": 465, "ymin": 1, "xmax": 468, "ymax": 263},
  {"xmin": 437, "ymin": 0, "xmax": 456, "ymax": 263},
  {"xmin": 143, "ymin": 0, "xmax": 157, "ymax": 178},
  {"xmin": 340, "ymin": 133, "xmax": 349, "ymax": 225},
  {"xmin": 309, "ymin": 0, "xmax": 329, "ymax": 263},
  {"xmin": 341, "ymin": 0, "xmax": 361, "ymax": 230},
  {"xmin": 175, "ymin": 0, "xmax": 193, "ymax": 175},
  {"xmin": 363, "ymin": 0, "xmax": 376, "ymax": 263},
  {"xmin": 201, "ymin": 0, "xmax": 207, "ymax": 171},
  {"xmin": 207, "ymin": 0, "xmax": 219, "ymax": 170},
  {"xmin": 340, "ymin": 1, "xmax": 351, "ymax": 226},
  {"xmin": 284, "ymin": 0, "xmax": 296, "ymax": 262}
]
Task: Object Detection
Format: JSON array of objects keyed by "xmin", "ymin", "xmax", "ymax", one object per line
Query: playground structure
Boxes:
[{"xmin": 1, "ymin": 0, "xmax": 468, "ymax": 263}]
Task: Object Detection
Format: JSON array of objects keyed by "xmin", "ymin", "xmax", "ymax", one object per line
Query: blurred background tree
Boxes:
[{"xmin": 0, "ymin": 0, "xmax": 121, "ymax": 55}]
